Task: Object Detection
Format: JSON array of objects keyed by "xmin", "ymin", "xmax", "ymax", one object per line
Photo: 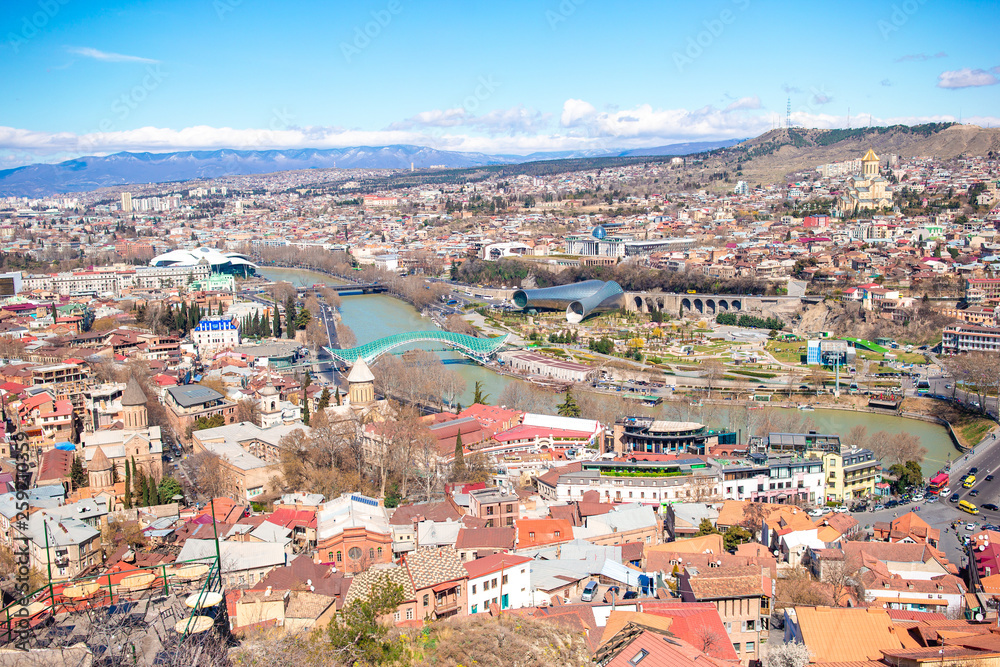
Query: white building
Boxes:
[
  {"xmin": 464, "ymin": 553, "xmax": 533, "ymax": 614},
  {"xmin": 192, "ymin": 316, "xmax": 241, "ymax": 356}
]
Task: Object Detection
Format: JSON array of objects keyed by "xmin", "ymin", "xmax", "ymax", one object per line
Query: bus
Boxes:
[
  {"xmin": 964, "ymin": 475, "xmax": 977, "ymax": 488},
  {"xmin": 928, "ymin": 472, "xmax": 949, "ymax": 495},
  {"xmin": 959, "ymin": 500, "xmax": 980, "ymax": 515}
]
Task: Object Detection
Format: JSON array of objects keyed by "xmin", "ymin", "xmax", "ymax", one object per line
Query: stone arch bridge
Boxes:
[{"xmin": 625, "ymin": 292, "xmax": 819, "ymax": 317}]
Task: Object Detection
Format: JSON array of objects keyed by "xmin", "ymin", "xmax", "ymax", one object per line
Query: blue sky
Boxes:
[{"xmin": 1, "ymin": 0, "xmax": 998, "ymax": 165}]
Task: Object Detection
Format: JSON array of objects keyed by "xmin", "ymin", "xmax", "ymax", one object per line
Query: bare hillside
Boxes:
[{"xmin": 698, "ymin": 124, "xmax": 1000, "ymax": 185}]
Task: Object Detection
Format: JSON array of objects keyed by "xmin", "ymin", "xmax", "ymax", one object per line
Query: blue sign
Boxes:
[{"xmin": 592, "ymin": 225, "xmax": 607, "ymax": 240}]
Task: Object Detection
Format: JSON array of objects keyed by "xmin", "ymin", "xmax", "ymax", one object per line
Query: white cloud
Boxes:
[
  {"xmin": 387, "ymin": 105, "xmax": 550, "ymax": 135},
  {"xmin": 67, "ymin": 47, "xmax": 159, "ymax": 64},
  {"xmin": 937, "ymin": 67, "xmax": 999, "ymax": 89},
  {"xmin": 725, "ymin": 96, "xmax": 761, "ymax": 111},
  {"xmin": 811, "ymin": 93, "xmax": 833, "ymax": 105},
  {"xmin": 560, "ymin": 99, "xmax": 597, "ymax": 127},
  {"xmin": 3, "ymin": 106, "xmax": 1000, "ymax": 163}
]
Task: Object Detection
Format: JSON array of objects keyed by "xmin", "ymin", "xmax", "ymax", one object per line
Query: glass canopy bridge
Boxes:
[{"xmin": 325, "ymin": 331, "xmax": 511, "ymax": 366}]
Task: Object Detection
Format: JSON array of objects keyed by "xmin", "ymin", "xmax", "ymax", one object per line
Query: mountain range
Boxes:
[{"xmin": 0, "ymin": 140, "xmax": 743, "ymax": 197}]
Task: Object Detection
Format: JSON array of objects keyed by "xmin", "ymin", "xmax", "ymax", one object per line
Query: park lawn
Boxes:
[
  {"xmin": 959, "ymin": 418, "xmax": 993, "ymax": 447},
  {"xmin": 766, "ymin": 341, "xmax": 806, "ymax": 365},
  {"xmin": 895, "ymin": 351, "xmax": 927, "ymax": 364}
]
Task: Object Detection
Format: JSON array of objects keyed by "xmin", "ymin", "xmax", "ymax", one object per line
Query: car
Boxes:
[
  {"xmin": 950, "ymin": 493, "xmax": 962, "ymax": 503},
  {"xmin": 971, "ymin": 467, "xmax": 980, "ymax": 474},
  {"xmin": 885, "ymin": 500, "xmax": 899, "ymax": 508},
  {"xmin": 927, "ymin": 496, "xmax": 939, "ymax": 504},
  {"xmin": 966, "ymin": 523, "xmax": 976, "ymax": 531},
  {"xmin": 581, "ymin": 581, "xmax": 599, "ymax": 602},
  {"xmin": 971, "ymin": 489, "xmax": 981, "ymax": 497},
  {"xmin": 912, "ymin": 494, "xmax": 925, "ymax": 502},
  {"xmin": 988, "ymin": 475, "xmax": 995, "ymax": 482},
  {"xmin": 808, "ymin": 508, "xmax": 827, "ymax": 517},
  {"xmin": 833, "ymin": 506, "xmax": 849, "ymax": 514},
  {"xmin": 622, "ymin": 591, "xmax": 638, "ymax": 600},
  {"xmin": 983, "ymin": 504, "xmax": 1000, "ymax": 512},
  {"xmin": 872, "ymin": 504, "xmax": 885, "ymax": 511},
  {"xmin": 945, "ymin": 383, "xmax": 953, "ymax": 389},
  {"xmin": 940, "ymin": 487, "xmax": 951, "ymax": 496}
]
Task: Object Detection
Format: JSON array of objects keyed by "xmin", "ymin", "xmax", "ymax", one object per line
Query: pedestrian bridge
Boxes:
[{"xmin": 325, "ymin": 331, "xmax": 511, "ymax": 365}]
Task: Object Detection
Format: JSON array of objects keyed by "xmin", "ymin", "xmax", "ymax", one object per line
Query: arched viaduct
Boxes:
[{"xmin": 625, "ymin": 293, "xmax": 818, "ymax": 317}]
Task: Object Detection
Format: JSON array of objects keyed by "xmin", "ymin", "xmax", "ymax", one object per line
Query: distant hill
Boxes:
[
  {"xmin": 705, "ymin": 123, "xmax": 1000, "ymax": 184},
  {"xmin": 0, "ymin": 139, "xmax": 742, "ymax": 197}
]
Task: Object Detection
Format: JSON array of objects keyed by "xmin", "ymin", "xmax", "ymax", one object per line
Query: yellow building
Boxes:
[
  {"xmin": 838, "ymin": 149, "xmax": 892, "ymax": 214},
  {"xmin": 822, "ymin": 447, "xmax": 881, "ymax": 502}
]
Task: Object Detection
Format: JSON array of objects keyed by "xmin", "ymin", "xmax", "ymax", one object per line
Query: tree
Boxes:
[
  {"xmin": 272, "ymin": 300, "xmax": 282, "ymax": 338},
  {"xmin": 556, "ymin": 388, "xmax": 581, "ymax": 417},
  {"xmin": 71, "ymin": 456, "xmax": 88, "ymax": 490},
  {"xmin": 285, "ymin": 295, "xmax": 296, "ymax": 339},
  {"xmin": 236, "ymin": 398, "xmax": 261, "ymax": 425},
  {"xmin": 453, "ymin": 430, "xmax": 465, "ymax": 476},
  {"xmin": 888, "ymin": 460, "xmax": 924, "ymax": 494},
  {"xmin": 192, "ymin": 451, "xmax": 230, "ymax": 499},
  {"xmin": 323, "ymin": 574, "xmax": 408, "ymax": 667},
  {"xmin": 337, "ymin": 322, "xmax": 357, "ymax": 348},
  {"xmin": 843, "ymin": 424, "xmax": 868, "ymax": 449},
  {"xmin": 318, "ymin": 387, "xmax": 331, "ymax": 411},
  {"xmin": 302, "ymin": 373, "xmax": 312, "ymax": 426},
  {"xmin": 472, "ymin": 380, "xmax": 489, "ymax": 406},
  {"xmin": 158, "ymin": 476, "xmax": 183, "ymax": 504},
  {"xmin": 702, "ymin": 359, "xmax": 724, "ymax": 398},
  {"xmin": 762, "ymin": 641, "xmax": 811, "ymax": 667},
  {"xmin": 695, "ymin": 518, "xmax": 719, "ymax": 536},
  {"xmin": 724, "ymin": 524, "xmax": 753, "ymax": 551},
  {"xmin": 123, "ymin": 458, "xmax": 132, "ymax": 509}
]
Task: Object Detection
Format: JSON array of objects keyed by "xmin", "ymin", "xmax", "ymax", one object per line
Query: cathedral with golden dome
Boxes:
[{"xmin": 837, "ymin": 149, "xmax": 892, "ymax": 214}]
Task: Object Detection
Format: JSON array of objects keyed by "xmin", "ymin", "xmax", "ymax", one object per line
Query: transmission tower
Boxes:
[{"xmin": 786, "ymin": 98, "xmax": 791, "ymax": 129}]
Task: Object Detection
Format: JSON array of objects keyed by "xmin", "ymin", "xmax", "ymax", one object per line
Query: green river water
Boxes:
[{"xmin": 259, "ymin": 267, "xmax": 959, "ymax": 476}]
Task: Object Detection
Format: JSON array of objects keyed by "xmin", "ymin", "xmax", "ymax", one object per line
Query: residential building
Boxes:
[
  {"xmin": 468, "ymin": 487, "xmax": 518, "ymax": 528},
  {"xmin": 464, "ymin": 553, "xmax": 533, "ymax": 614},
  {"xmin": 163, "ymin": 384, "xmax": 237, "ymax": 442},
  {"xmin": 822, "ymin": 447, "xmax": 880, "ymax": 502},
  {"xmin": 314, "ymin": 493, "xmax": 393, "ymax": 574},
  {"xmin": 535, "ymin": 459, "xmax": 721, "ymax": 507}
]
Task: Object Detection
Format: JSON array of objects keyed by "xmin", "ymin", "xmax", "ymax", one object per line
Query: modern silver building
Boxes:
[{"xmin": 512, "ymin": 280, "xmax": 625, "ymax": 323}]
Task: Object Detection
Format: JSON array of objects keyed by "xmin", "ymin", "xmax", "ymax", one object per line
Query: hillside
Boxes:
[{"xmin": 702, "ymin": 123, "xmax": 1000, "ymax": 184}]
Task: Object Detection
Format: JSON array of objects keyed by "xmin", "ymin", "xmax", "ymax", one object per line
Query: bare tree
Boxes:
[
  {"xmin": 336, "ymin": 322, "xmax": 357, "ymax": 348},
  {"xmin": 190, "ymin": 451, "xmax": 232, "ymax": 500},
  {"xmin": 843, "ymin": 424, "xmax": 868, "ymax": 449},
  {"xmin": 237, "ymin": 398, "xmax": 261, "ymax": 425},
  {"xmin": 444, "ymin": 314, "xmax": 476, "ymax": 336},
  {"xmin": 762, "ymin": 641, "xmax": 811, "ymax": 667},
  {"xmin": 702, "ymin": 359, "xmax": 724, "ymax": 398}
]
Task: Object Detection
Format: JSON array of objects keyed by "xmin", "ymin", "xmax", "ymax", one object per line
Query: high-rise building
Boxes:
[{"xmin": 121, "ymin": 192, "xmax": 133, "ymax": 214}]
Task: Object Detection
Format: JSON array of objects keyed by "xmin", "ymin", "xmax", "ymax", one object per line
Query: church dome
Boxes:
[{"xmin": 122, "ymin": 376, "xmax": 147, "ymax": 406}]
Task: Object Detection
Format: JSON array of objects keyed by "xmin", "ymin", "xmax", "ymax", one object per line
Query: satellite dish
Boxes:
[{"xmin": 976, "ymin": 612, "xmax": 985, "ymax": 621}]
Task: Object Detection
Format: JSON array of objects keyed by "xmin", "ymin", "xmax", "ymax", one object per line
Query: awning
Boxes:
[{"xmin": 432, "ymin": 582, "xmax": 457, "ymax": 593}]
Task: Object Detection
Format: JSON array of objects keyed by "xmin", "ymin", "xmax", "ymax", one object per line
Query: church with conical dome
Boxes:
[
  {"xmin": 837, "ymin": 149, "xmax": 892, "ymax": 214},
  {"xmin": 81, "ymin": 375, "xmax": 164, "ymax": 486}
]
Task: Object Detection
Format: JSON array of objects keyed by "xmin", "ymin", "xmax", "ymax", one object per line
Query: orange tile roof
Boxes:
[
  {"xmin": 516, "ymin": 518, "xmax": 573, "ymax": 549},
  {"xmin": 646, "ymin": 533, "xmax": 724, "ymax": 557},
  {"xmin": 793, "ymin": 607, "xmax": 903, "ymax": 662}
]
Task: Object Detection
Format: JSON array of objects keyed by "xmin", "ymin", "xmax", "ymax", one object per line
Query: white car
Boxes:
[
  {"xmin": 966, "ymin": 523, "xmax": 976, "ymax": 531},
  {"xmin": 808, "ymin": 508, "xmax": 827, "ymax": 517},
  {"xmin": 912, "ymin": 494, "xmax": 925, "ymax": 502},
  {"xmin": 940, "ymin": 487, "xmax": 951, "ymax": 496},
  {"xmin": 833, "ymin": 506, "xmax": 850, "ymax": 514}
]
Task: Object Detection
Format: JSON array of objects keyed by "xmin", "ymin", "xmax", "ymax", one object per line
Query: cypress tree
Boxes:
[
  {"xmin": 285, "ymin": 296, "xmax": 296, "ymax": 338},
  {"xmin": 124, "ymin": 459, "xmax": 132, "ymax": 509},
  {"xmin": 453, "ymin": 431, "xmax": 465, "ymax": 472},
  {"xmin": 317, "ymin": 387, "xmax": 331, "ymax": 410},
  {"xmin": 272, "ymin": 300, "xmax": 281, "ymax": 338}
]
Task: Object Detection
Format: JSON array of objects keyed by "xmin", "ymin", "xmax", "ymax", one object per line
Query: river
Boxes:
[
  {"xmin": 258, "ymin": 267, "xmax": 519, "ymax": 407},
  {"xmin": 258, "ymin": 267, "xmax": 958, "ymax": 476}
]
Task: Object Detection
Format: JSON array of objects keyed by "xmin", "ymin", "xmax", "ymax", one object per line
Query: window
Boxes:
[
  {"xmin": 336, "ymin": 551, "xmax": 342, "ymax": 563},
  {"xmin": 394, "ymin": 611, "xmax": 400, "ymax": 621},
  {"xmin": 529, "ymin": 532, "xmax": 535, "ymax": 540},
  {"xmin": 502, "ymin": 574, "xmax": 508, "ymax": 585},
  {"xmin": 746, "ymin": 641, "xmax": 755, "ymax": 654},
  {"xmin": 554, "ymin": 530, "xmax": 561, "ymax": 538},
  {"xmin": 369, "ymin": 548, "xmax": 375, "ymax": 560},
  {"xmin": 377, "ymin": 547, "xmax": 383, "ymax": 558},
  {"xmin": 506, "ymin": 504, "xmax": 513, "ymax": 513},
  {"xmin": 733, "ymin": 643, "xmax": 741, "ymax": 654},
  {"xmin": 472, "ymin": 584, "xmax": 477, "ymax": 594},
  {"xmin": 486, "ymin": 506, "xmax": 494, "ymax": 515},
  {"xmin": 249, "ymin": 573, "xmax": 255, "ymax": 584},
  {"xmin": 628, "ymin": 648, "xmax": 649, "ymax": 665},
  {"xmin": 406, "ymin": 609, "xmax": 413, "ymax": 620},
  {"xmin": 491, "ymin": 578, "xmax": 498, "ymax": 589},
  {"xmin": 484, "ymin": 580, "xmax": 490, "ymax": 591},
  {"xmin": 472, "ymin": 604, "xmax": 478, "ymax": 614},
  {"xmin": 745, "ymin": 619, "xmax": 755, "ymax": 632},
  {"xmin": 423, "ymin": 594, "xmax": 429, "ymax": 607},
  {"xmin": 349, "ymin": 547, "xmax": 362, "ymax": 560}
]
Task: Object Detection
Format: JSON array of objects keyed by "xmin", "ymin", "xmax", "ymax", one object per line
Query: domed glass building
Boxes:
[{"xmin": 149, "ymin": 247, "xmax": 258, "ymax": 277}]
